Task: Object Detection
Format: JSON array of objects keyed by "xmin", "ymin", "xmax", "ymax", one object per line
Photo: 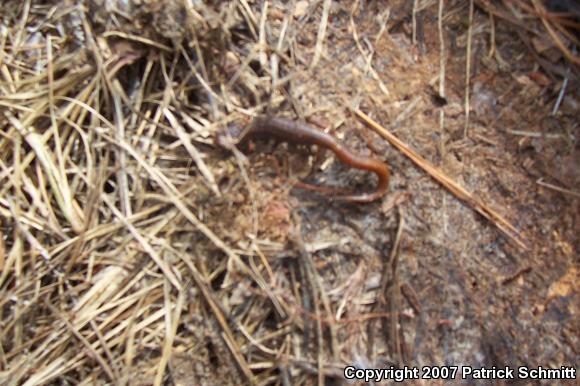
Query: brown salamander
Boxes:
[{"xmin": 235, "ymin": 115, "xmax": 390, "ymax": 203}]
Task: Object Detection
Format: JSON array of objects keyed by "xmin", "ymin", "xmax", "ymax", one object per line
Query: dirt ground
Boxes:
[{"xmin": 0, "ymin": 1, "xmax": 578, "ymax": 385}]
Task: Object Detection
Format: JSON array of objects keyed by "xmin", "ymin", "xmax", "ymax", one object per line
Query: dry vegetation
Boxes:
[{"xmin": 0, "ymin": 0, "xmax": 578, "ymax": 385}]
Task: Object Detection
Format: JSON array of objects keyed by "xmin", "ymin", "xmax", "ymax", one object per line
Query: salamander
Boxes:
[{"xmin": 235, "ymin": 115, "xmax": 390, "ymax": 203}]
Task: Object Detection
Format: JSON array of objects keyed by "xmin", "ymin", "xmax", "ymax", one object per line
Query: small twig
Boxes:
[
  {"xmin": 153, "ymin": 281, "xmax": 185, "ymax": 386},
  {"xmin": 258, "ymin": 1, "xmax": 269, "ymax": 72},
  {"xmin": 437, "ymin": 0, "xmax": 447, "ymax": 162},
  {"xmin": 271, "ymin": 4, "xmax": 290, "ymax": 88},
  {"xmin": 437, "ymin": 0, "xmax": 446, "ymax": 98},
  {"xmin": 101, "ymin": 31, "xmax": 172, "ymax": 52},
  {"xmin": 552, "ymin": 62, "xmax": 571, "ymax": 115},
  {"xmin": 536, "ymin": 178, "xmax": 580, "ymax": 199},
  {"xmin": 412, "ymin": 0, "xmax": 418, "ymax": 45},
  {"xmin": 464, "ymin": 0, "xmax": 474, "ymax": 137},
  {"xmin": 488, "ymin": 10, "xmax": 496, "ymax": 58},
  {"xmin": 354, "ymin": 110, "xmax": 529, "ymax": 251},
  {"xmin": 501, "ymin": 266, "xmax": 532, "ymax": 285},
  {"xmin": 112, "ymin": 90, "xmax": 132, "ymax": 217},
  {"xmin": 311, "ymin": 0, "xmax": 332, "ymax": 68},
  {"xmin": 532, "ymin": 0, "xmax": 580, "ymax": 66},
  {"xmin": 506, "ymin": 129, "xmax": 567, "ymax": 139},
  {"xmin": 379, "ymin": 208, "xmax": 405, "ymax": 364}
]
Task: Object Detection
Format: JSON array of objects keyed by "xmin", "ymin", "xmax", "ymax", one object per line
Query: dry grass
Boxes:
[{"xmin": 0, "ymin": 0, "xmax": 578, "ymax": 385}]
